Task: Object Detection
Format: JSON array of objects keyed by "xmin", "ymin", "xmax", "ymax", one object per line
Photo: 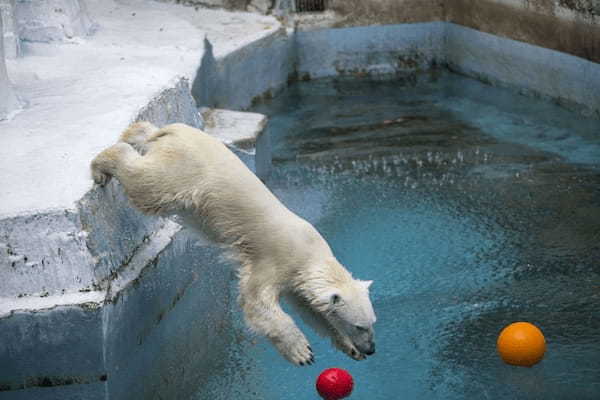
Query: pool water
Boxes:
[{"xmin": 195, "ymin": 71, "xmax": 600, "ymax": 399}]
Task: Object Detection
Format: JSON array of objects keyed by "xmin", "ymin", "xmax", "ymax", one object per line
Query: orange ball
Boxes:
[{"xmin": 497, "ymin": 322, "xmax": 546, "ymax": 367}]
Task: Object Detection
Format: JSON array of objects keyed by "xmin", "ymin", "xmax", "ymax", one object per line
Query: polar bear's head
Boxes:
[
  {"xmin": 301, "ymin": 258, "xmax": 377, "ymax": 359},
  {"xmin": 323, "ymin": 278, "xmax": 377, "ymax": 358}
]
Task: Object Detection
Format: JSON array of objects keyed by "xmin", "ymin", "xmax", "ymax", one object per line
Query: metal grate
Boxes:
[{"xmin": 295, "ymin": 0, "xmax": 326, "ymax": 12}]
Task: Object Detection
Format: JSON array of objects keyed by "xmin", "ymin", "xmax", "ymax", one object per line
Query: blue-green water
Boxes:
[{"xmin": 195, "ymin": 71, "xmax": 600, "ymax": 399}]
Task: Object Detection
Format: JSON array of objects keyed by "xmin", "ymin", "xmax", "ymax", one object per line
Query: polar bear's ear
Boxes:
[{"xmin": 360, "ymin": 280, "xmax": 373, "ymax": 290}]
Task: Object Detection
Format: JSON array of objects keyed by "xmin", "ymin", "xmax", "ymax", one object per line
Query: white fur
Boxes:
[{"xmin": 91, "ymin": 122, "xmax": 377, "ymax": 365}]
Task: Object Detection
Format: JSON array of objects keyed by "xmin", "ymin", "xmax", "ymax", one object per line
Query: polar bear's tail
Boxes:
[{"xmin": 119, "ymin": 121, "xmax": 159, "ymax": 155}]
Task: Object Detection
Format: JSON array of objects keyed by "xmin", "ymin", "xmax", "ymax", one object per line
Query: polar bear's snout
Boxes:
[
  {"xmin": 354, "ymin": 327, "xmax": 376, "ymax": 355},
  {"xmin": 348, "ymin": 324, "xmax": 376, "ymax": 357}
]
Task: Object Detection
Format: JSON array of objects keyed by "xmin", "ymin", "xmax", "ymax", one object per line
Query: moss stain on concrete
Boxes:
[
  {"xmin": 319, "ymin": 0, "xmax": 600, "ymax": 63},
  {"xmin": 446, "ymin": 0, "xmax": 600, "ymax": 63},
  {"xmin": 328, "ymin": 0, "xmax": 445, "ymax": 28}
]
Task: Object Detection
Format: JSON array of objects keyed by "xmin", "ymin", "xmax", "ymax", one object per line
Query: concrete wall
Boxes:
[
  {"xmin": 0, "ymin": 225, "xmax": 233, "ymax": 400},
  {"xmin": 446, "ymin": 23, "xmax": 600, "ymax": 117},
  {"xmin": 292, "ymin": 21, "xmax": 600, "ymax": 117},
  {"xmin": 103, "ymin": 228, "xmax": 233, "ymax": 400},
  {"xmin": 294, "ymin": 22, "xmax": 446, "ymax": 79},
  {"xmin": 0, "ymin": 0, "xmax": 97, "ymax": 119},
  {"xmin": 286, "ymin": 0, "xmax": 600, "ymax": 64},
  {"xmin": 193, "ymin": 29, "xmax": 295, "ymax": 110},
  {"xmin": 1, "ymin": 0, "xmax": 95, "ymax": 58},
  {"xmin": 0, "ymin": 0, "xmax": 20, "ymax": 58},
  {"xmin": 0, "ymin": 303, "xmax": 107, "ymax": 399}
]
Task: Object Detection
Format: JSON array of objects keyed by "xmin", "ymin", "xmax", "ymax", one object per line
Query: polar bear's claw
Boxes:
[
  {"xmin": 291, "ymin": 342, "xmax": 314, "ymax": 366},
  {"xmin": 304, "ymin": 347, "xmax": 315, "ymax": 365},
  {"xmin": 298, "ymin": 347, "xmax": 315, "ymax": 366},
  {"xmin": 274, "ymin": 332, "xmax": 314, "ymax": 366}
]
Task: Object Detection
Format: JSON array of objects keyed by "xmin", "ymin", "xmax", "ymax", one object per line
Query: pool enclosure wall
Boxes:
[{"xmin": 1, "ymin": 1, "xmax": 599, "ymax": 398}]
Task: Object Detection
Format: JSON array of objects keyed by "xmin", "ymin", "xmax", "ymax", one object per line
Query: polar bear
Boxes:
[{"xmin": 91, "ymin": 122, "xmax": 376, "ymax": 365}]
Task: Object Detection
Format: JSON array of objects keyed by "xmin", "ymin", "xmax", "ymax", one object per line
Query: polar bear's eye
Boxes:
[
  {"xmin": 330, "ymin": 294, "xmax": 342, "ymax": 305},
  {"xmin": 355, "ymin": 325, "xmax": 368, "ymax": 332}
]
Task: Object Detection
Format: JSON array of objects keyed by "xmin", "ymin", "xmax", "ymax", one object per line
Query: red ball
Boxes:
[{"xmin": 316, "ymin": 368, "xmax": 354, "ymax": 400}]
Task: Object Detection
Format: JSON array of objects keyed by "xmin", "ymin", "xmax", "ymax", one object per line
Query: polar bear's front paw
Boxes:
[
  {"xmin": 92, "ymin": 168, "xmax": 111, "ymax": 186},
  {"xmin": 272, "ymin": 332, "xmax": 314, "ymax": 366},
  {"xmin": 91, "ymin": 157, "xmax": 112, "ymax": 186}
]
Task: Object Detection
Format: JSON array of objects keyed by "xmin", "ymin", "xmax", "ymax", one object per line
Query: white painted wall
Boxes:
[
  {"xmin": 0, "ymin": 13, "xmax": 20, "ymax": 120},
  {"xmin": 14, "ymin": 0, "xmax": 95, "ymax": 42}
]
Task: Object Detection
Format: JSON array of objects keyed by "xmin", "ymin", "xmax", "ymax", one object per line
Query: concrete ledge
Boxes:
[
  {"xmin": 0, "ymin": 0, "xmax": 281, "ymax": 298},
  {"xmin": 200, "ymin": 107, "xmax": 267, "ymax": 149},
  {"xmin": 0, "ymin": 291, "xmax": 104, "ymax": 319},
  {"xmin": 0, "ymin": 77, "xmax": 200, "ymax": 299},
  {"xmin": 200, "ymin": 106, "xmax": 272, "ymax": 178},
  {"xmin": 0, "ymin": 210, "xmax": 97, "ymax": 299}
]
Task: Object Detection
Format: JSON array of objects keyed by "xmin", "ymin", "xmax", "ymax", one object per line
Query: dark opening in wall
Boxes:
[{"xmin": 295, "ymin": 0, "xmax": 327, "ymax": 12}]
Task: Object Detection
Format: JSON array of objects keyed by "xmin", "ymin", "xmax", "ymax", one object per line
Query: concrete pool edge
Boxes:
[
  {"xmin": 2, "ymin": 17, "xmax": 600, "ymax": 399},
  {"xmin": 292, "ymin": 22, "xmax": 600, "ymax": 118},
  {"xmin": 445, "ymin": 23, "xmax": 600, "ymax": 119}
]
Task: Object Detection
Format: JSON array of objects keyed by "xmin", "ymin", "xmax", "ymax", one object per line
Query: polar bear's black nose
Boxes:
[{"xmin": 364, "ymin": 343, "xmax": 375, "ymax": 356}]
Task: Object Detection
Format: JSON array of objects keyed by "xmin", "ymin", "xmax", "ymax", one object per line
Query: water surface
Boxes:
[{"xmin": 195, "ymin": 71, "xmax": 600, "ymax": 399}]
